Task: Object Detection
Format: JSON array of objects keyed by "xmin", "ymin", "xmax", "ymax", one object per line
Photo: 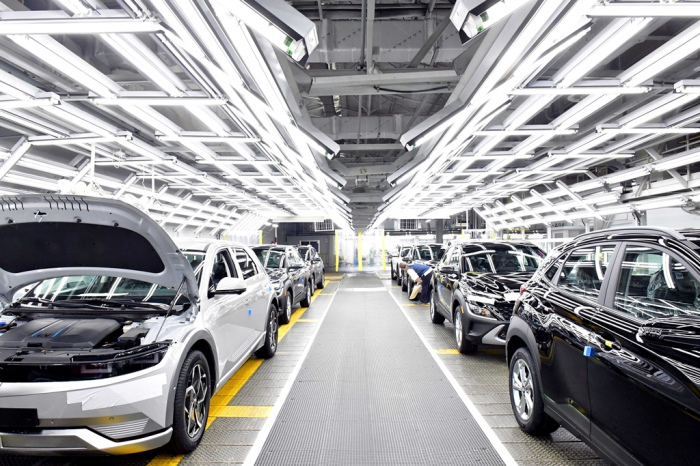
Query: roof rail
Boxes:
[{"xmin": 571, "ymin": 226, "xmax": 686, "ymax": 242}]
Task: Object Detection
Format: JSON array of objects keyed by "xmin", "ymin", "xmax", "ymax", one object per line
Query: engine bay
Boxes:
[{"xmin": 0, "ymin": 311, "xmax": 170, "ymax": 382}]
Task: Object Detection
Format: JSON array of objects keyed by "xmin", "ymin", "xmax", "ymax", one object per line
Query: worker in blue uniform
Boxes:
[{"xmin": 399, "ymin": 261, "xmax": 432, "ymax": 305}]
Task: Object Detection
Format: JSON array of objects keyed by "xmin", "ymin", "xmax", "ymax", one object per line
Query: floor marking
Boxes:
[
  {"xmin": 243, "ymin": 276, "xmax": 341, "ymax": 466},
  {"xmin": 148, "ymin": 286, "xmax": 325, "ymax": 466},
  {"xmin": 210, "ymin": 405, "xmax": 273, "ymax": 418},
  {"xmin": 386, "ymin": 282, "xmax": 518, "ymax": 466},
  {"xmin": 297, "ymin": 318, "xmax": 318, "ymax": 322},
  {"xmin": 434, "ymin": 348, "xmax": 460, "ymax": 355}
]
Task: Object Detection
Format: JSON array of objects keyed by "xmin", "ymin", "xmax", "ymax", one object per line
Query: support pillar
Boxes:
[{"xmin": 436, "ymin": 220, "xmax": 444, "ymax": 243}]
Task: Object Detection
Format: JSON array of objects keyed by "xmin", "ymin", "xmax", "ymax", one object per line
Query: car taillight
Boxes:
[{"xmin": 520, "ymin": 285, "xmax": 527, "ymax": 294}]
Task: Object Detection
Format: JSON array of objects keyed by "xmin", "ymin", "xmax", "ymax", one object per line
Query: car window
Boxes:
[
  {"xmin": 558, "ymin": 245, "xmax": 616, "ymax": 301},
  {"xmin": 417, "ymin": 246, "xmax": 432, "ymax": 260},
  {"xmin": 449, "ymin": 249, "xmax": 460, "ymax": 267},
  {"xmin": 253, "ymin": 248, "xmax": 284, "ymax": 268},
  {"xmin": 544, "ymin": 255, "xmax": 565, "ymax": 282},
  {"xmin": 614, "ymin": 245, "xmax": 700, "ymax": 320},
  {"xmin": 210, "ymin": 249, "xmax": 236, "ymax": 291},
  {"xmin": 235, "ymin": 248, "xmax": 258, "ymax": 280},
  {"xmin": 297, "ymin": 247, "xmax": 310, "ymax": 260},
  {"xmin": 400, "ymin": 247, "xmax": 411, "ymax": 258},
  {"xmin": 430, "ymin": 245, "xmax": 445, "ymax": 261},
  {"xmin": 464, "ymin": 253, "xmax": 493, "ymax": 273}
]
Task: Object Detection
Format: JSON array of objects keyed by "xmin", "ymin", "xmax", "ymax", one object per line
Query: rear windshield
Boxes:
[
  {"xmin": 461, "ymin": 245, "xmax": 545, "ymax": 274},
  {"xmin": 253, "ymin": 248, "xmax": 285, "ymax": 268}
]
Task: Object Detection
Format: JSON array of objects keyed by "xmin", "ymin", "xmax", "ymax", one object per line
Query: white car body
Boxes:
[{"xmin": 0, "ymin": 196, "xmax": 277, "ymax": 455}]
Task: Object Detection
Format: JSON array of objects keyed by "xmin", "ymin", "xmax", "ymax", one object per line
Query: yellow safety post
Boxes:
[
  {"xmin": 358, "ymin": 231, "xmax": 363, "ymax": 272},
  {"xmin": 335, "ymin": 230, "xmax": 339, "ymax": 272},
  {"xmin": 259, "ymin": 231, "xmax": 263, "ymax": 244},
  {"xmin": 381, "ymin": 230, "xmax": 386, "ymax": 271},
  {"xmin": 462, "ymin": 229, "xmax": 465, "ymax": 240}
]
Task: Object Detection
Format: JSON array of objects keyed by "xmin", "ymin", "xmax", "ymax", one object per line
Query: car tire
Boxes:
[
  {"xmin": 255, "ymin": 303, "xmax": 279, "ymax": 359},
  {"xmin": 430, "ymin": 291, "xmax": 445, "ymax": 324},
  {"xmin": 317, "ymin": 270, "xmax": 325, "ymax": 289},
  {"xmin": 300, "ymin": 284, "xmax": 312, "ymax": 307},
  {"xmin": 169, "ymin": 350, "xmax": 211, "ymax": 454},
  {"xmin": 509, "ymin": 347, "xmax": 559, "ymax": 435},
  {"xmin": 454, "ymin": 307, "xmax": 477, "ymax": 354},
  {"xmin": 391, "ymin": 266, "xmax": 397, "ymax": 280},
  {"xmin": 279, "ymin": 293, "xmax": 292, "ymax": 324},
  {"xmin": 401, "ymin": 273, "xmax": 408, "ymax": 292},
  {"xmin": 397, "ymin": 270, "xmax": 402, "ymax": 287},
  {"xmin": 309, "ymin": 277, "xmax": 316, "ymax": 296}
]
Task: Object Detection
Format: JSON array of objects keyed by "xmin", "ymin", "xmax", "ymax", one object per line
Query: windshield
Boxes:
[
  {"xmin": 462, "ymin": 245, "xmax": 544, "ymax": 274},
  {"xmin": 417, "ymin": 246, "xmax": 433, "ymax": 260},
  {"xmin": 18, "ymin": 253, "xmax": 204, "ymax": 307},
  {"xmin": 253, "ymin": 248, "xmax": 285, "ymax": 269},
  {"xmin": 430, "ymin": 245, "xmax": 445, "ymax": 261},
  {"xmin": 400, "ymin": 247, "xmax": 411, "ymax": 257},
  {"xmin": 297, "ymin": 247, "xmax": 310, "ymax": 259}
]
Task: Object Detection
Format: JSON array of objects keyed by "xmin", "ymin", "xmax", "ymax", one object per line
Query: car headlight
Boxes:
[
  {"xmin": 72, "ymin": 344, "xmax": 169, "ymax": 379},
  {"xmin": 467, "ymin": 303, "xmax": 503, "ymax": 320}
]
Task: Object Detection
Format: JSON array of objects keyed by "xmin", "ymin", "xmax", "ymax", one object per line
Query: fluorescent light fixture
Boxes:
[
  {"xmin": 54, "ymin": 0, "xmax": 92, "ymax": 16},
  {"xmin": 158, "ymin": 135, "xmax": 261, "ymax": 143},
  {"xmin": 603, "ymin": 165, "xmax": 652, "ymax": 185},
  {"xmin": 0, "ymin": 95, "xmax": 59, "ymax": 110},
  {"xmin": 472, "ymin": 129, "xmax": 576, "ymax": 136},
  {"xmin": 632, "ymin": 197, "xmax": 687, "ymax": 211},
  {"xmin": 450, "ymin": 0, "xmax": 530, "ymax": 44},
  {"xmin": 511, "ymin": 87, "xmax": 650, "ymax": 96},
  {"xmin": 0, "ymin": 19, "xmax": 163, "ymax": 35},
  {"xmin": 28, "ymin": 133, "xmax": 132, "ymax": 146},
  {"xmin": 675, "ymin": 80, "xmax": 700, "ymax": 94},
  {"xmin": 0, "ymin": 138, "xmax": 30, "ymax": 181},
  {"xmin": 93, "ymin": 97, "xmax": 227, "ymax": 106},
  {"xmin": 653, "ymin": 149, "xmax": 700, "ymax": 171},
  {"xmin": 597, "ymin": 127, "xmax": 700, "ymax": 135},
  {"xmin": 215, "ymin": 0, "xmax": 318, "ymax": 63},
  {"xmin": 588, "ymin": 4, "xmax": 700, "ymax": 18}
]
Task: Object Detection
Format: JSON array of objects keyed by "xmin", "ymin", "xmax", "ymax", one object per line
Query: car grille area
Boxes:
[{"xmin": 90, "ymin": 419, "xmax": 149, "ymax": 440}]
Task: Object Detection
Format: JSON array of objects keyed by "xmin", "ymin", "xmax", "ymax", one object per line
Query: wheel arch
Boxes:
[{"xmin": 506, "ymin": 315, "xmax": 542, "ymax": 377}]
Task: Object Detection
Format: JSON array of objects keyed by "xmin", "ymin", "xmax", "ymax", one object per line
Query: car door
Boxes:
[
  {"xmin": 203, "ymin": 248, "xmax": 250, "ymax": 375},
  {"xmin": 286, "ymin": 248, "xmax": 304, "ymax": 299},
  {"xmin": 438, "ymin": 247, "xmax": 459, "ymax": 314},
  {"xmin": 587, "ymin": 242, "xmax": 700, "ymax": 466},
  {"xmin": 538, "ymin": 243, "xmax": 618, "ymax": 438},
  {"xmin": 233, "ymin": 247, "xmax": 269, "ymax": 335}
]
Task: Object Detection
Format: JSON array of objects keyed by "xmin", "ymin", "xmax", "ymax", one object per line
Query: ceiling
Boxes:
[{"xmin": 0, "ymin": 0, "xmax": 700, "ymax": 233}]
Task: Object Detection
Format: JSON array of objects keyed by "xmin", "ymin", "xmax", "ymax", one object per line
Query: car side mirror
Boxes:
[
  {"xmin": 439, "ymin": 265, "xmax": 459, "ymax": 276},
  {"xmin": 288, "ymin": 263, "xmax": 304, "ymax": 270},
  {"xmin": 312, "ymin": 257, "xmax": 322, "ymax": 263},
  {"xmin": 215, "ymin": 277, "xmax": 247, "ymax": 295}
]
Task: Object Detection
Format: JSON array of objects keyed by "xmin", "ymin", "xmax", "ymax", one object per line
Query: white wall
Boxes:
[{"xmin": 647, "ymin": 208, "xmax": 700, "ymax": 229}]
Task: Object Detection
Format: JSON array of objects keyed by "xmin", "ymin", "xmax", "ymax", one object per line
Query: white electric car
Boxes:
[{"xmin": 0, "ymin": 196, "xmax": 278, "ymax": 455}]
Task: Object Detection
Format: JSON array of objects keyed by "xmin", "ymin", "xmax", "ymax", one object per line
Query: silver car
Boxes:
[{"xmin": 0, "ymin": 196, "xmax": 278, "ymax": 455}]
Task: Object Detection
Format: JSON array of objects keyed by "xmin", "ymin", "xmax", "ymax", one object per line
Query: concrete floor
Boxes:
[{"xmin": 0, "ymin": 272, "xmax": 606, "ymax": 466}]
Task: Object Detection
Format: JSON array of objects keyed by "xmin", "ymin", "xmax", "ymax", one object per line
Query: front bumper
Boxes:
[
  {"xmin": 464, "ymin": 313, "xmax": 509, "ymax": 346},
  {"xmin": 0, "ymin": 427, "xmax": 172, "ymax": 456}
]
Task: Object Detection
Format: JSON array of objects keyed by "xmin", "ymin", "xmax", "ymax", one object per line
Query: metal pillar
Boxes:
[{"xmin": 436, "ymin": 220, "xmax": 444, "ymax": 243}]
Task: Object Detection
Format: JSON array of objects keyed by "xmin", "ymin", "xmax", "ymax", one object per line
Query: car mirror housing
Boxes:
[
  {"xmin": 312, "ymin": 257, "xmax": 322, "ymax": 263},
  {"xmin": 439, "ymin": 265, "xmax": 459, "ymax": 275},
  {"xmin": 215, "ymin": 277, "xmax": 247, "ymax": 294}
]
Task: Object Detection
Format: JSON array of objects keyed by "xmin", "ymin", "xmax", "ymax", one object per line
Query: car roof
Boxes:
[
  {"xmin": 176, "ymin": 238, "xmax": 247, "ymax": 251},
  {"xmin": 571, "ymin": 226, "xmax": 688, "ymax": 243},
  {"xmin": 453, "ymin": 240, "xmax": 538, "ymax": 248}
]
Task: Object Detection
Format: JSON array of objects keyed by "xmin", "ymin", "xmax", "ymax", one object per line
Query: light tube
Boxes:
[
  {"xmin": 0, "ymin": 138, "xmax": 30, "ymax": 181},
  {"xmin": 54, "ymin": 0, "xmax": 92, "ymax": 16},
  {"xmin": 588, "ymin": 4, "xmax": 700, "ymax": 18},
  {"xmin": 511, "ymin": 87, "xmax": 650, "ymax": 96},
  {"xmin": 632, "ymin": 197, "xmax": 687, "ymax": 210},
  {"xmin": 472, "ymin": 129, "xmax": 576, "ymax": 136},
  {"xmin": 93, "ymin": 97, "xmax": 226, "ymax": 106},
  {"xmin": 0, "ymin": 96, "xmax": 58, "ymax": 110},
  {"xmin": 653, "ymin": 149, "xmax": 700, "ymax": 171},
  {"xmin": 0, "ymin": 19, "xmax": 163, "ymax": 35},
  {"xmin": 158, "ymin": 135, "xmax": 260, "ymax": 143},
  {"xmin": 603, "ymin": 165, "xmax": 652, "ymax": 185},
  {"xmin": 597, "ymin": 128, "xmax": 700, "ymax": 135},
  {"xmin": 29, "ymin": 134, "xmax": 131, "ymax": 146}
]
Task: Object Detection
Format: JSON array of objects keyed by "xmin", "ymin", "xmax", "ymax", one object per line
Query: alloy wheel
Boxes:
[
  {"xmin": 184, "ymin": 362, "xmax": 208, "ymax": 439},
  {"xmin": 512, "ymin": 359, "xmax": 535, "ymax": 421},
  {"xmin": 430, "ymin": 294, "xmax": 436, "ymax": 320},
  {"xmin": 306, "ymin": 286, "xmax": 311, "ymax": 303},
  {"xmin": 268, "ymin": 306, "xmax": 278, "ymax": 352},
  {"xmin": 286, "ymin": 298, "xmax": 292, "ymax": 321},
  {"xmin": 454, "ymin": 309, "xmax": 462, "ymax": 347}
]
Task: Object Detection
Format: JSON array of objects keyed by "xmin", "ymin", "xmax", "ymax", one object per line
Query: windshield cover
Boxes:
[
  {"xmin": 462, "ymin": 245, "xmax": 544, "ymax": 274},
  {"xmin": 18, "ymin": 253, "xmax": 204, "ymax": 306},
  {"xmin": 297, "ymin": 247, "xmax": 310, "ymax": 259},
  {"xmin": 253, "ymin": 248, "xmax": 285, "ymax": 269}
]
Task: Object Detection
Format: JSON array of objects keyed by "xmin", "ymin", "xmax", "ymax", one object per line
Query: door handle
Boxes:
[{"xmin": 589, "ymin": 334, "xmax": 621, "ymax": 351}]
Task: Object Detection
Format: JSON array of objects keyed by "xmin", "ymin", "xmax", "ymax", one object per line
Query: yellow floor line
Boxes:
[
  {"xmin": 211, "ymin": 405, "xmax": 273, "ymax": 418},
  {"xmin": 147, "ymin": 286, "xmax": 327, "ymax": 466},
  {"xmin": 297, "ymin": 318, "xmax": 318, "ymax": 322},
  {"xmin": 434, "ymin": 348, "xmax": 460, "ymax": 355}
]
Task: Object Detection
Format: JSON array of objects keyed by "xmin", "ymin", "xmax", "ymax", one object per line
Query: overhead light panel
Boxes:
[
  {"xmin": 215, "ymin": 0, "xmax": 319, "ymax": 64},
  {"xmin": 450, "ymin": 0, "xmax": 530, "ymax": 44}
]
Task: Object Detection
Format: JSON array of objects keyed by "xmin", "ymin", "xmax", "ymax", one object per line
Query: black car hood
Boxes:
[{"xmin": 461, "ymin": 272, "xmax": 533, "ymax": 319}]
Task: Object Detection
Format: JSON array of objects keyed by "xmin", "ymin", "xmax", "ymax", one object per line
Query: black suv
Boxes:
[
  {"xmin": 399, "ymin": 243, "xmax": 446, "ymax": 294},
  {"xmin": 431, "ymin": 241, "xmax": 545, "ymax": 353},
  {"xmin": 252, "ymin": 245, "xmax": 311, "ymax": 324},
  {"xmin": 507, "ymin": 227, "xmax": 700, "ymax": 466}
]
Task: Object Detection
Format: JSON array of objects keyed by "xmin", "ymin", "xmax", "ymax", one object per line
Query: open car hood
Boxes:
[{"xmin": 0, "ymin": 195, "xmax": 198, "ymax": 303}]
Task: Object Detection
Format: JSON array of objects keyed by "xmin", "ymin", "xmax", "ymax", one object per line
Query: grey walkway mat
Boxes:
[{"xmin": 255, "ymin": 274, "xmax": 506, "ymax": 465}]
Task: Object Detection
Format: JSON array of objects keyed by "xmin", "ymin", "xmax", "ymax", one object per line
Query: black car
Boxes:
[
  {"xmin": 297, "ymin": 245, "xmax": 325, "ymax": 290},
  {"xmin": 430, "ymin": 241, "xmax": 545, "ymax": 353},
  {"xmin": 252, "ymin": 245, "xmax": 312, "ymax": 324},
  {"xmin": 399, "ymin": 243, "xmax": 446, "ymax": 295},
  {"xmin": 507, "ymin": 227, "xmax": 700, "ymax": 466}
]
